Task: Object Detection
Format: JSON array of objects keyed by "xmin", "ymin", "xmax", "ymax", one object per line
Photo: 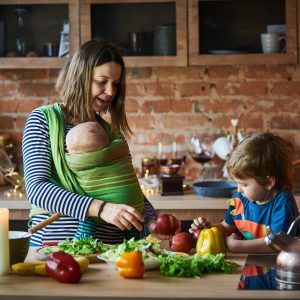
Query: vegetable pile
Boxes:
[{"xmin": 159, "ymin": 253, "xmax": 239, "ymax": 278}]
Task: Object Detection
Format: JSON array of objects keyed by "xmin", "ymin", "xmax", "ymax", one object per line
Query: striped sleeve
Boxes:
[{"xmin": 22, "ymin": 109, "xmax": 93, "ymax": 221}]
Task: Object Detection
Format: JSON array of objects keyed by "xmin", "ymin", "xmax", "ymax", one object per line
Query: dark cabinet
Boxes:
[
  {"xmin": 188, "ymin": 0, "xmax": 297, "ymax": 65},
  {"xmin": 0, "ymin": 0, "xmax": 79, "ymax": 69},
  {"xmin": 80, "ymin": 0, "xmax": 188, "ymax": 67}
]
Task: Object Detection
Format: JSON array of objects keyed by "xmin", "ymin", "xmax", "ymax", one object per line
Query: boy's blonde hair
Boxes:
[
  {"xmin": 56, "ymin": 39, "xmax": 132, "ymax": 138},
  {"xmin": 227, "ymin": 132, "xmax": 295, "ymax": 191}
]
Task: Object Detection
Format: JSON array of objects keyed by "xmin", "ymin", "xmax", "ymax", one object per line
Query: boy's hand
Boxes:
[
  {"xmin": 188, "ymin": 217, "xmax": 211, "ymax": 235},
  {"xmin": 225, "ymin": 232, "xmax": 242, "ymax": 252}
]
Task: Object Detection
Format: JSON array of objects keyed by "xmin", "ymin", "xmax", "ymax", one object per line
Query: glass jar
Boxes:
[
  {"xmin": 14, "ymin": 8, "xmax": 30, "ymax": 57},
  {"xmin": 153, "ymin": 24, "xmax": 176, "ymax": 56},
  {"xmin": 141, "ymin": 158, "xmax": 158, "ymax": 177}
]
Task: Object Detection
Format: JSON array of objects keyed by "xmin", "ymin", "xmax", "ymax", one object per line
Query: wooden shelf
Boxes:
[
  {"xmin": 0, "ymin": 0, "xmax": 298, "ymax": 68},
  {"xmin": 0, "ymin": 57, "xmax": 68, "ymax": 69}
]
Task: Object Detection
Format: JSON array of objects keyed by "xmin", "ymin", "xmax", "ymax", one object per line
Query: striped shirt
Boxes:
[{"xmin": 22, "ymin": 108, "xmax": 157, "ymax": 246}]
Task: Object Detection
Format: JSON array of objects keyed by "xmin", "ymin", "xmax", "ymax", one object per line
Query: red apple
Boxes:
[
  {"xmin": 170, "ymin": 232, "xmax": 193, "ymax": 253},
  {"xmin": 154, "ymin": 214, "xmax": 180, "ymax": 235}
]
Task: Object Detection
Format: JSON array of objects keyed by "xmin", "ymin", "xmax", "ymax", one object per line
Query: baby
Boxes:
[
  {"xmin": 66, "ymin": 121, "xmax": 110, "ymax": 154},
  {"xmin": 66, "ymin": 121, "xmax": 145, "ymax": 240}
]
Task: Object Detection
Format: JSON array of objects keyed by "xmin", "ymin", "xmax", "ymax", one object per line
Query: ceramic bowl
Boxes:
[{"xmin": 9, "ymin": 231, "xmax": 30, "ymax": 266}]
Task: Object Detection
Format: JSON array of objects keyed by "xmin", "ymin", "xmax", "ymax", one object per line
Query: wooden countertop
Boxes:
[{"xmin": 0, "ymin": 250, "xmax": 299, "ymax": 300}]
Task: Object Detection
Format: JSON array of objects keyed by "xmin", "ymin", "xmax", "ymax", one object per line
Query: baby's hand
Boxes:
[{"xmin": 188, "ymin": 217, "xmax": 211, "ymax": 235}]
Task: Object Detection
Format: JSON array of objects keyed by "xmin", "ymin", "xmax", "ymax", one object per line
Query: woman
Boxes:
[{"xmin": 22, "ymin": 39, "xmax": 157, "ymax": 246}]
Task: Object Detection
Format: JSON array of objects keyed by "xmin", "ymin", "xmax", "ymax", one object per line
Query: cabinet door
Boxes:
[
  {"xmin": 80, "ymin": 0, "xmax": 187, "ymax": 67},
  {"xmin": 188, "ymin": 0, "xmax": 297, "ymax": 65},
  {"xmin": 0, "ymin": 0, "xmax": 79, "ymax": 69}
]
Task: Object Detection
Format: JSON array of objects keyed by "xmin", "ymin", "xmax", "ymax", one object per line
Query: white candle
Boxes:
[
  {"xmin": 172, "ymin": 142, "xmax": 177, "ymax": 158},
  {"xmin": 158, "ymin": 142, "xmax": 162, "ymax": 158},
  {"xmin": 0, "ymin": 208, "xmax": 10, "ymax": 275}
]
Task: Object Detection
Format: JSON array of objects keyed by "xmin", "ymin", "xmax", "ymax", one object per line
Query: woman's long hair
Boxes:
[{"xmin": 55, "ymin": 39, "xmax": 132, "ymax": 138}]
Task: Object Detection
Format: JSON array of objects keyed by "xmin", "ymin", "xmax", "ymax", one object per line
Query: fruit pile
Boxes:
[
  {"xmin": 151, "ymin": 213, "xmax": 226, "ymax": 256},
  {"xmin": 151, "ymin": 213, "xmax": 193, "ymax": 254}
]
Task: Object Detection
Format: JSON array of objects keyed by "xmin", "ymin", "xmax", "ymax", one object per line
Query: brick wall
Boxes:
[{"xmin": 1, "ymin": 64, "xmax": 300, "ymax": 183}]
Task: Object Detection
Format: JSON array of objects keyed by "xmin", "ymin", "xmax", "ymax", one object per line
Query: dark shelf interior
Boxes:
[
  {"xmin": 0, "ymin": 4, "xmax": 68, "ymax": 57},
  {"xmin": 91, "ymin": 2, "xmax": 177, "ymax": 56},
  {"xmin": 199, "ymin": 0, "xmax": 286, "ymax": 54}
]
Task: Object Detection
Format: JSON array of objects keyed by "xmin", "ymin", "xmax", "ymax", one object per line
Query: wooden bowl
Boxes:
[{"xmin": 9, "ymin": 231, "xmax": 30, "ymax": 265}]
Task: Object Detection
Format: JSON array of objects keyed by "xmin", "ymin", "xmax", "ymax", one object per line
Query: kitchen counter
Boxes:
[
  {"xmin": 0, "ymin": 250, "xmax": 299, "ymax": 300},
  {"xmin": 1, "ymin": 187, "xmax": 300, "ymax": 223}
]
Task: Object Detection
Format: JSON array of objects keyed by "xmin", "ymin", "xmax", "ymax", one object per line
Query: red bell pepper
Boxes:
[{"xmin": 46, "ymin": 251, "xmax": 82, "ymax": 283}]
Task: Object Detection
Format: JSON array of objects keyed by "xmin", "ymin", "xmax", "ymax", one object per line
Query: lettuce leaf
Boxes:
[{"xmin": 159, "ymin": 253, "xmax": 239, "ymax": 277}]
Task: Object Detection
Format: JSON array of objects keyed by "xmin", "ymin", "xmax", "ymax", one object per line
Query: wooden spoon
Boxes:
[{"xmin": 28, "ymin": 213, "xmax": 61, "ymax": 234}]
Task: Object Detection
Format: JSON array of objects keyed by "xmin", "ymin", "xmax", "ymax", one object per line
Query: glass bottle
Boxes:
[{"xmin": 14, "ymin": 8, "xmax": 28, "ymax": 57}]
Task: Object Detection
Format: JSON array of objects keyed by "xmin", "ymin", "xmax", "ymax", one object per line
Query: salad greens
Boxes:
[
  {"xmin": 158, "ymin": 253, "xmax": 240, "ymax": 278},
  {"xmin": 43, "ymin": 236, "xmax": 109, "ymax": 255},
  {"xmin": 101, "ymin": 237, "xmax": 162, "ymax": 261}
]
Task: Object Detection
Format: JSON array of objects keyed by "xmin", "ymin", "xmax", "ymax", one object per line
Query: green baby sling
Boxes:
[{"xmin": 31, "ymin": 103, "xmax": 143, "ymax": 240}]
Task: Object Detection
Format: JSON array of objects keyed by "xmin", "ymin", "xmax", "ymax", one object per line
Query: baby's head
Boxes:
[
  {"xmin": 227, "ymin": 132, "xmax": 295, "ymax": 192},
  {"xmin": 66, "ymin": 122, "xmax": 109, "ymax": 154}
]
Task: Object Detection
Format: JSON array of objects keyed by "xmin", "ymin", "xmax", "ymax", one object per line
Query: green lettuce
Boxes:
[{"xmin": 158, "ymin": 253, "xmax": 239, "ymax": 278}]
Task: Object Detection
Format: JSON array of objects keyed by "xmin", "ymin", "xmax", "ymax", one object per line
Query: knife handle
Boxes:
[{"xmin": 29, "ymin": 213, "xmax": 61, "ymax": 234}]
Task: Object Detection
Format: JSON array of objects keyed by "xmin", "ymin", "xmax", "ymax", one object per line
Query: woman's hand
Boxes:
[
  {"xmin": 101, "ymin": 203, "xmax": 144, "ymax": 231},
  {"xmin": 188, "ymin": 216, "xmax": 211, "ymax": 235},
  {"xmin": 88, "ymin": 200, "xmax": 144, "ymax": 231}
]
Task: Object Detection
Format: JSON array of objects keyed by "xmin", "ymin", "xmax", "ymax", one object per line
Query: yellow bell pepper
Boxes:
[
  {"xmin": 196, "ymin": 226, "xmax": 226, "ymax": 256},
  {"xmin": 115, "ymin": 251, "xmax": 145, "ymax": 279}
]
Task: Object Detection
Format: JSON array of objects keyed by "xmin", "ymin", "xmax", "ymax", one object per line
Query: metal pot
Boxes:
[{"xmin": 266, "ymin": 215, "xmax": 300, "ymax": 289}]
